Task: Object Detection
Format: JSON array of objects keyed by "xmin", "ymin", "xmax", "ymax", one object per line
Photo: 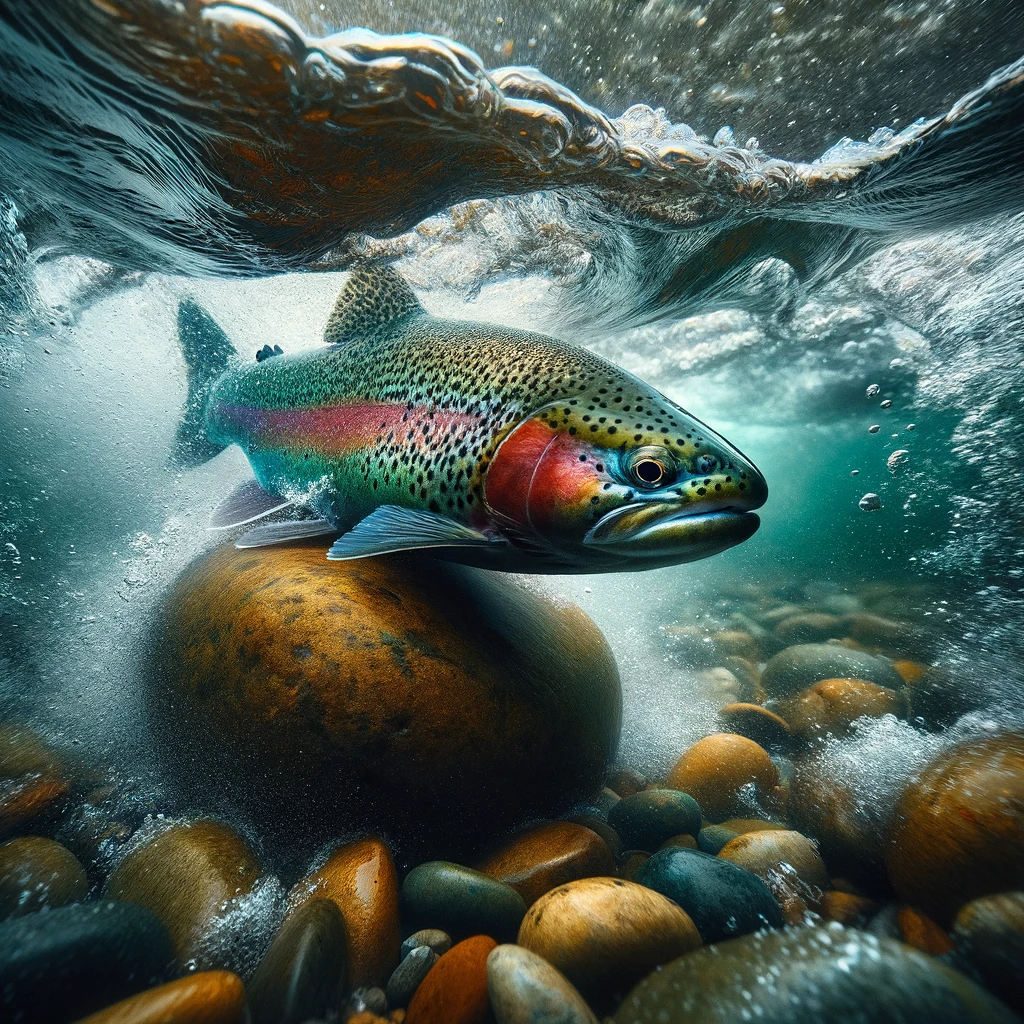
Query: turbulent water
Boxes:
[{"xmin": 0, "ymin": 0, "xmax": 1023, "ymax": 948}]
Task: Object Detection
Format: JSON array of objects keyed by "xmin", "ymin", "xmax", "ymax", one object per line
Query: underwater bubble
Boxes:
[
  {"xmin": 887, "ymin": 449, "xmax": 910, "ymax": 474},
  {"xmin": 865, "ymin": 384, "xmax": 880, "ymax": 398},
  {"xmin": 907, "ymin": 423, "xmax": 916, "ymax": 430},
  {"xmin": 880, "ymin": 399, "xmax": 892, "ymax": 408},
  {"xmin": 850, "ymin": 469, "xmax": 859, "ymax": 476},
  {"xmin": 859, "ymin": 493, "xmax": 882, "ymax": 511},
  {"xmin": 868, "ymin": 424, "xmax": 880, "ymax": 433}
]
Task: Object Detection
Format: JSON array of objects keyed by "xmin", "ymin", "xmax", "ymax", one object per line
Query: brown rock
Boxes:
[
  {"xmin": 710, "ymin": 630, "xmax": 761, "ymax": 662},
  {"xmin": 717, "ymin": 818, "xmax": 786, "ymax": 834},
  {"xmin": 886, "ymin": 733, "xmax": 1024, "ymax": 924},
  {"xmin": 516, "ymin": 877, "xmax": 701, "ymax": 1000},
  {"xmin": 665, "ymin": 733, "xmax": 780, "ymax": 822},
  {"xmin": 289, "ymin": 837, "xmax": 400, "ymax": 990},
  {"xmin": 898, "ymin": 905, "xmax": 954, "ymax": 956},
  {"xmin": 477, "ymin": 822, "xmax": 615, "ymax": 907},
  {"xmin": 781, "ymin": 677, "xmax": 903, "ymax": 741},
  {"xmin": 405, "ymin": 934, "xmax": 496, "ymax": 1024},
  {"xmin": 952, "ymin": 892, "xmax": 1024, "ymax": 1013},
  {"xmin": 788, "ymin": 756, "xmax": 887, "ymax": 884},
  {"xmin": 893, "ymin": 659, "xmax": 928, "ymax": 684},
  {"xmin": 0, "ymin": 836, "xmax": 87, "ymax": 919},
  {"xmin": 153, "ymin": 545, "xmax": 621, "ymax": 856},
  {"xmin": 721, "ymin": 657, "xmax": 763, "ymax": 702},
  {"xmin": 0, "ymin": 779, "xmax": 70, "ymax": 844},
  {"xmin": 247, "ymin": 898, "xmax": 347, "ymax": 1024},
  {"xmin": 719, "ymin": 829, "xmax": 829, "ymax": 918},
  {"xmin": 774, "ymin": 613, "xmax": 846, "ymax": 645},
  {"xmin": 821, "ymin": 890, "xmax": 879, "ymax": 926},
  {"xmin": 846, "ymin": 613, "xmax": 931, "ymax": 655},
  {"xmin": 106, "ymin": 819, "xmax": 259, "ymax": 965},
  {"xmin": 658, "ymin": 833, "xmax": 698, "ymax": 851},
  {"xmin": 607, "ymin": 770, "xmax": 647, "ymax": 798},
  {"xmin": 620, "ymin": 851, "xmax": 650, "ymax": 880},
  {"xmin": 718, "ymin": 703, "xmax": 792, "ymax": 751},
  {"xmin": 565, "ymin": 817, "xmax": 622, "ymax": 860},
  {"xmin": 74, "ymin": 971, "xmax": 245, "ymax": 1024}
]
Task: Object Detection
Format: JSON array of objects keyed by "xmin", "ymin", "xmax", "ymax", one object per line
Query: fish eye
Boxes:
[{"xmin": 626, "ymin": 446, "xmax": 675, "ymax": 489}]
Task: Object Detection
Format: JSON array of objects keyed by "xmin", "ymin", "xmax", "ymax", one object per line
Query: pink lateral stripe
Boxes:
[{"xmin": 216, "ymin": 400, "xmax": 481, "ymax": 453}]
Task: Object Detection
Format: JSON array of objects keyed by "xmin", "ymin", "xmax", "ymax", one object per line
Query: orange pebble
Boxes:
[
  {"xmin": 406, "ymin": 935, "xmax": 497, "ymax": 1024},
  {"xmin": 75, "ymin": 971, "xmax": 245, "ymax": 1024},
  {"xmin": 892, "ymin": 659, "xmax": 927, "ymax": 684},
  {"xmin": 666, "ymin": 733, "xmax": 779, "ymax": 822},
  {"xmin": 898, "ymin": 905, "xmax": 955, "ymax": 956}
]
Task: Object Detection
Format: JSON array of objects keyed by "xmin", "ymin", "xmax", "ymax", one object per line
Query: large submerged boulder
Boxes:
[{"xmin": 149, "ymin": 542, "xmax": 621, "ymax": 858}]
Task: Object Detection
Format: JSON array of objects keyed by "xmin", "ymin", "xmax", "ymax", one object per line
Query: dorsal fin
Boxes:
[{"xmin": 323, "ymin": 263, "xmax": 425, "ymax": 345}]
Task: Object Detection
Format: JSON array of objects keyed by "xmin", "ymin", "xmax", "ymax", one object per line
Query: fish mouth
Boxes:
[{"xmin": 583, "ymin": 500, "xmax": 761, "ymax": 562}]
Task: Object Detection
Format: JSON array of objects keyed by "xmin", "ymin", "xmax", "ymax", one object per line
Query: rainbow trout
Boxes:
[{"xmin": 176, "ymin": 264, "xmax": 767, "ymax": 572}]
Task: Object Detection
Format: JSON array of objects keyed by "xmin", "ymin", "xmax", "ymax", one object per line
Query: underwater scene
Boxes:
[{"xmin": 1, "ymin": 0, "xmax": 1023, "ymax": 1021}]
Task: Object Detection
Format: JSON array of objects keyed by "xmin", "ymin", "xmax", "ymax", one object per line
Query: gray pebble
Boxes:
[
  {"xmin": 349, "ymin": 986, "xmax": 387, "ymax": 1016},
  {"xmin": 387, "ymin": 944, "xmax": 438, "ymax": 1007},
  {"xmin": 400, "ymin": 927, "xmax": 451, "ymax": 960}
]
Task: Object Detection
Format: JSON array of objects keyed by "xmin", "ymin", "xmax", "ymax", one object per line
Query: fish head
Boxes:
[{"xmin": 484, "ymin": 384, "xmax": 767, "ymax": 570}]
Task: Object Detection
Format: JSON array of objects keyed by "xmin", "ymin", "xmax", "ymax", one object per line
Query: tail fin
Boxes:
[{"xmin": 173, "ymin": 298, "xmax": 233, "ymax": 467}]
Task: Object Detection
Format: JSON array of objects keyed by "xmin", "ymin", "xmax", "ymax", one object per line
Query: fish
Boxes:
[{"xmin": 177, "ymin": 263, "xmax": 767, "ymax": 573}]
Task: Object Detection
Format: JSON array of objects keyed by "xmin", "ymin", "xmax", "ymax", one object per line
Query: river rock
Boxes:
[
  {"xmin": 620, "ymin": 851, "xmax": 650, "ymax": 879},
  {"xmin": 0, "ymin": 725, "xmax": 72, "ymax": 841},
  {"xmin": 633, "ymin": 847, "xmax": 782, "ymax": 942},
  {"xmin": 566, "ymin": 816, "xmax": 622, "ymax": 859},
  {"xmin": 718, "ymin": 703, "xmax": 792, "ymax": 752},
  {"xmin": 820, "ymin": 890, "xmax": 879, "ymax": 926},
  {"xmin": 887, "ymin": 733, "xmax": 1024, "ymax": 924},
  {"xmin": 665, "ymin": 734, "xmax": 779, "ymax": 822},
  {"xmin": 846, "ymin": 613, "xmax": 931, "ymax": 656},
  {"xmin": 718, "ymin": 818, "xmax": 787, "ymax": 834},
  {"xmin": 761, "ymin": 644, "xmax": 903, "ymax": 699},
  {"xmin": 782, "ymin": 678, "xmax": 903, "ymax": 741},
  {"xmin": 477, "ymin": 822, "xmax": 615, "ymax": 907},
  {"xmin": 487, "ymin": 944, "xmax": 598, "ymax": 1024},
  {"xmin": 897, "ymin": 905, "xmax": 954, "ymax": 956},
  {"xmin": 607, "ymin": 770, "xmax": 648, "ymax": 798},
  {"xmin": 788, "ymin": 756, "xmax": 886, "ymax": 883},
  {"xmin": 106, "ymin": 819, "xmax": 259, "ymax": 965},
  {"xmin": 517, "ymin": 877, "xmax": 701, "ymax": 1001},
  {"xmin": 774, "ymin": 613, "xmax": 846, "ymax": 645},
  {"xmin": 75, "ymin": 971, "xmax": 245, "ymax": 1024},
  {"xmin": 401, "ymin": 928, "xmax": 452, "ymax": 960},
  {"xmin": 402, "ymin": 861, "xmax": 526, "ymax": 942},
  {"xmin": 718, "ymin": 829, "xmax": 828, "ymax": 920},
  {"xmin": 387, "ymin": 944, "xmax": 437, "ymax": 1008},
  {"xmin": 607, "ymin": 789, "xmax": 701, "ymax": 852},
  {"xmin": 906, "ymin": 666, "xmax": 987, "ymax": 730},
  {"xmin": 0, "ymin": 836, "xmax": 87, "ymax": 918},
  {"xmin": 406, "ymin": 934, "xmax": 496, "ymax": 1024},
  {"xmin": 152, "ymin": 545, "xmax": 621, "ymax": 857},
  {"xmin": 289, "ymin": 837, "xmax": 400, "ymax": 990},
  {"xmin": 696, "ymin": 825, "xmax": 738, "ymax": 854},
  {"xmin": 892, "ymin": 658, "xmax": 928, "ymax": 684},
  {"xmin": 247, "ymin": 898, "xmax": 346, "ymax": 1024},
  {"xmin": 612, "ymin": 924, "xmax": 1019, "ymax": 1024},
  {"xmin": 0, "ymin": 900, "xmax": 173, "ymax": 1023},
  {"xmin": 952, "ymin": 892, "xmax": 1024, "ymax": 1013},
  {"xmin": 658, "ymin": 833, "xmax": 698, "ymax": 851}
]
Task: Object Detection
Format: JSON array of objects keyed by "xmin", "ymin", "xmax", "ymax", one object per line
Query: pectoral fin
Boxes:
[
  {"xmin": 235, "ymin": 519, "xmax": 338, "ymax": 548},
  {"xmin": 210, "ymin": 478, "xmax": 293, "ymax": 529},
  {"xmin": 326, "ymin": 505, "xmax": 495, "ymax": 561}
]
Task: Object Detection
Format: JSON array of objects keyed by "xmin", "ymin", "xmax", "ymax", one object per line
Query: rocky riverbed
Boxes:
[{"xmin": 0, "ymin": 550, "xmax": 1021, "ymax": 1023}]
